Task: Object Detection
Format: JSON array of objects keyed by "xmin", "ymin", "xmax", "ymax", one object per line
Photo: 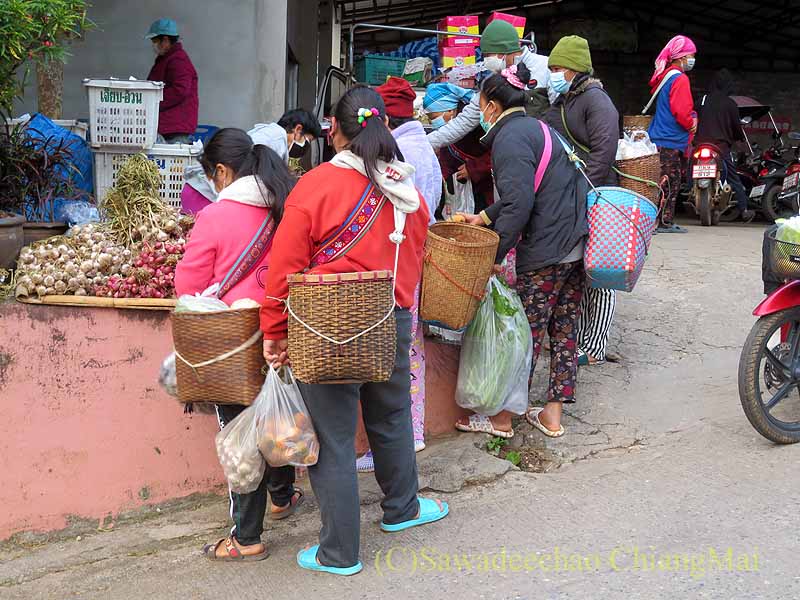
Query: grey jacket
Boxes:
[
  {"xmin": 545, "ymin": 75, "xmax": 620, "ymax": 187},
  {"xmin": 482, "ymin": 110, "xmax": 588, "ymax": 273}
]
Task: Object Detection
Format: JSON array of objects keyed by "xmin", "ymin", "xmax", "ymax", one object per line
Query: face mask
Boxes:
[
  {"xmin": 430, "ymin": 116, "xmax": 447, "ymax": 130},
  {"xmin": 483, "ymin": 56, "xmax": 506, "ymax": 74},
  {"xmin": 550, "ymin": 71, "xmax": 571, "ymax": 95},
  {"xmin": 684, "ymin": 57, "xmax": 696, "ymax": 72},
  {"xmin": 479, "ymin": 105, "xmax": 495, "ymax": 134}
]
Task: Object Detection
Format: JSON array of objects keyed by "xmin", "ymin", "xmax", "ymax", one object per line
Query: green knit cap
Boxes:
[
  {"xmin": 548, "ymin": 35, "xmax": 593, "ymax": 74},
  {"xmin": 480, "ymin": 20, "xmax": 520, "ymax": 54}
]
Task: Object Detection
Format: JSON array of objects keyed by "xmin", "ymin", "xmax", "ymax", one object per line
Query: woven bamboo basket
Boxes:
[
  {"xmin": 287, "ymin": 270, "xmax": 397, "ymax": 384},
  {"xmin": 172, "ymin": 307, "xmax": 265, "ymax": 405},
  {"xmin": 420, "ymin": 222, "xmax": 499, "ymax": 331},
  {"xmin": 616, "ymin": 153, "xmax": 662, "ymax": 204},
  {"xmin": 623, "ymin": 115, "xmax": 652, "ymax": 133}
]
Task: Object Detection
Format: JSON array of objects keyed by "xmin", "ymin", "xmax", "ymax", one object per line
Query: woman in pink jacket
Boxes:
[{"xmin": 175, "ymin": 128, "xmax": 303, "ymax": 562}]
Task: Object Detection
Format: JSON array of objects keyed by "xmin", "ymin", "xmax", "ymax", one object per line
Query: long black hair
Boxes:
[
  {"xmin": 199, "ymin": 127, "xmax": 295, "ymax": 223},
  {"xmin": 333, "ymin": 85, "xmax": 403, "ymax": 186},
  {"xmin": 481, "ymin": 62, "xmax": 532, "ymax": 111}
]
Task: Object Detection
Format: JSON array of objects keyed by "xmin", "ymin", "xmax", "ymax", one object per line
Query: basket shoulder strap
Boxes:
[
  {"xmin": 535, "ymin": 120, "xmax": 553, "ymax": 193},
  {"xmin": 641, "ymin": 69, "xmax": 681, "ymax": 115},
  {"xmin": 560, "ymin": 104, "xmax": 591, "ymax": 154},
  {"xmin": 217, "ymin": 213, "xmax": 276, "ymax": 299}
]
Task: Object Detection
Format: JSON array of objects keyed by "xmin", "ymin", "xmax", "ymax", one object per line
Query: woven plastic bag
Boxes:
[
  {"xmin": 456, "ymin": 276, "xmax": 533, "ymax": 416},
  {"xmin": 215, "ymin": 404, "xmax": 266, "ymax": 494},
  {"xmin": 256, "ymin": 367, "xmax": 319, "ymax": 468}
]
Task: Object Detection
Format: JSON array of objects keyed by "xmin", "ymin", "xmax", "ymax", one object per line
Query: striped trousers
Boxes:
[{"xmin": 577, "ymin": 287, "xmax": 616, "ymax": 361}]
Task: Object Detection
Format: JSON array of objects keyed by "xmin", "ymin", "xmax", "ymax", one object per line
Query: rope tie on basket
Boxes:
[
  {"xmin": 174, "ymin": 330, "xmax": 262, "ymax": 378},
  {"xmin": 423, "ymin": 251, "xmax": 485, "ymax": 302}
]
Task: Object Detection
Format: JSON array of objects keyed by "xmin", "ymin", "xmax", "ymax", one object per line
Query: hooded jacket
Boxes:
[
  {"xmin": 545, "ymin": 74, "xmax": 620, "ymax": 186},
  {"xmin": 392, "ymin": 120, "xmax": 442, "ymax": 224},
  {"xmin": 481, "ymin": 110, "xmax": 588, "ymax": 272},
  {"xmin": 147, "ymin": 42, "xmax": 199, "ymax": 136}
]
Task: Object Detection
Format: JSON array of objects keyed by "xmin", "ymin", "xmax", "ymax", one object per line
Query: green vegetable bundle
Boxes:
[{"xmin": 456, "ymin": 277, "xmax": 533, "ymax": 416}]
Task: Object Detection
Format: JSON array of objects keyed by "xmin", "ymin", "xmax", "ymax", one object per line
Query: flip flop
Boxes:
[
  {"xmin": 296, "ymin": 545, "xmax": 363, "ymax": 576},
  {"xmin": 380, "ymin": 497, "xmax": 450, "ymax": 533},
  {"xmin": 455, "ymin": 414, "xmax": 514, "ymax": 439},
  {"xmin": 526, "ymin": 407, "xmax": 565, "ymax": 438},
  {"xmin": 577, "ymin": 349, "xmax": 605, "ymax": 367},
  {"xmin": 202, "ymin": 537, "xmax": 269, "ymax": 562},
  {"xmin": 269, "ymin": 488, "xmax": 304, "ymax": 521}
]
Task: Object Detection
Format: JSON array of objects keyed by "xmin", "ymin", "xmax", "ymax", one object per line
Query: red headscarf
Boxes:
[{"xmin": 649, "ymin": 35, "xmax": 697, "ymax": 87}]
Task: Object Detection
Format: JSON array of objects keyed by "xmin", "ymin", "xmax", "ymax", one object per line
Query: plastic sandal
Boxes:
[
  {"xmin": 202, "ymin": 537, "xmax": 269, "ymax": 562},
  {"xmin": 526, "ymin": 407, "xmax": 565, "ymax": 438},
  {"xmin": 455, "ymin": 414, "xmax": 514, "ymax": 439},
  {"xmin": 356, "ymin": 451, "xmax": 375, "ymax": 473},
  {"xmin": 296, "ymin": 545, "xmax": 363, "ymax": 576},
  {"xmin": 269, "ymin": 488, "xmax": 304, "ymax": 521},
  {"xmin": 380, "ymin": 497, "xmax": 450, "ymax": 533}
]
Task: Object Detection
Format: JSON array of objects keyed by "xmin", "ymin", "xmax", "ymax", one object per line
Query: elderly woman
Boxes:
[
  {"xmin": 647, "ymin": 35, "xmax": 698, "ymax": 234},
  {"xmin": 544, "ymin": 35, "xmax": 620, "ymax": 367}
]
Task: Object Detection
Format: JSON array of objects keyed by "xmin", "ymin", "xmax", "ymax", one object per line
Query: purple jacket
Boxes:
[
  {"xmin": 147, "ymin": 42, "xmax": 199, "ymax": 136},
  {"xmin": 392, "ymin": 120, "xmax": 442, "ymax": 224}
]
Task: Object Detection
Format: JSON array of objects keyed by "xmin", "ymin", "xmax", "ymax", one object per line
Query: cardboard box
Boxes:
[
  {"xmin": 440, "ymin": 46, "xmax": 476, "ymax": 69},
  {"xmin": 438, "ymin": 15, "xmax": 479, "ymax": 48},
  {"xmin": 488, "ymin": 11, "xmax": 526, "ymax": 38}
]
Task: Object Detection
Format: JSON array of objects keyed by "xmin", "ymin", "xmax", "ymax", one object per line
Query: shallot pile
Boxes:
[{"xmin": 14, "ymin": 153, "xmax": 195, "ymax": 300}]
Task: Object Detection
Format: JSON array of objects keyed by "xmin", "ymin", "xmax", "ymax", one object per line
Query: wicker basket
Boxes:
[
  {"xmin": 766, "ymin": 232, "xmax": 800, "ymax": 281},
  {"xmin": 287, "ymin": 270, "xmax": 397, "ymax": 384},
  {"xmin": 623, "ymin": 115, "xmax": 652, "ymax": 133},
  {"xmin": 172, "ymin": 307, "xmax": 265, "ymax": 405},
  {"xmin": 616, "ymin": 153, "xmax": 662, "ymax": 204},
  {"xmin": 420, "ymin": 222, "xmax": 499, "ymax": 330}
]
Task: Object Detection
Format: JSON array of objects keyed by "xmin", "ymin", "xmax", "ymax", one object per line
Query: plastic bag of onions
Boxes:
[{"xmin": 214, "ymin": 404, "xmax": 266, "ymax": 494}]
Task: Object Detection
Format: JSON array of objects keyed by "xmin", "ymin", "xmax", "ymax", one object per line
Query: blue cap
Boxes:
[{"xmin": 145, "ymin": 18, "xmax": 179, "ymax": 39}]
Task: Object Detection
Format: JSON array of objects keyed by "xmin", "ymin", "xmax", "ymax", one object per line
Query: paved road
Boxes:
[{"xmin": 3, "ymin": 220, "xmax": 798, "ymax": 600}]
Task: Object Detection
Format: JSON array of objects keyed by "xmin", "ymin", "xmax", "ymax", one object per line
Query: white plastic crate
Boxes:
[
  {"xmin": 83, "ymin": 79, "xmax": 165, "ymax": 149},
  {"xmin": 6, "ymin": 116, "xmax": 88, "ymax": 139},
  {"xmin": 94, "ymin": 142, "xmax": 203, "ymax": 210}
]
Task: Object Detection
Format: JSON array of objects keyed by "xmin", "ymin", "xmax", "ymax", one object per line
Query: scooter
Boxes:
[
  {"xmin": 689, "ymin": 143, "xmax": 730, "ymax": 226},
  {"xmin": 740, "ymin": 228, "xmax": 800, "ymax": 443}
]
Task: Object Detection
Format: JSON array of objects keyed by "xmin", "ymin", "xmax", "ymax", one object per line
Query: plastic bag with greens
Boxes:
[
  {"xmin": 776, "ymin": 217, "xmax": 800, "ymax": 244},
  {"xmin": 456, "ymin": 276, "xmax": 533, "ymax": 416}
]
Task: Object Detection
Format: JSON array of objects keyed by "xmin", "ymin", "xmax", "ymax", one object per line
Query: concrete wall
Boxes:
[{"xmin": 16, "ymin": 0, "xmax": 289, "ymax": 129}]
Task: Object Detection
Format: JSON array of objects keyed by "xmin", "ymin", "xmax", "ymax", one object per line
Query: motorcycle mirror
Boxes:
[{"xmin": 741, "ymin": 116, "xmax": 753, "ymax": 124}]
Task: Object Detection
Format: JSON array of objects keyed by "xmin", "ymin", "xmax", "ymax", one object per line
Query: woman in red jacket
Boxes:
[{"xmin": 261, "ymin": 86, "xmax": 448, "ymax": 576}]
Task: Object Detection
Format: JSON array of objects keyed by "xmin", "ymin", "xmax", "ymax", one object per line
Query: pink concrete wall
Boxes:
[
  {"xmin": 0, "ymin": 303, "xmax": 224, "ymax": 540},
  {"xmin": 0, "ymin": 303, "xmax": 466, "ymax": 540}
]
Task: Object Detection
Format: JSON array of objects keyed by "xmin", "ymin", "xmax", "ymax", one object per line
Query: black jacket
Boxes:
[
  {"xmin": 695, "ymin": 92, "xmax": 744, "ymax": 155},
  {"xmin": 482, "ymin": 109, "xmax": 588, "ymax": 273},
  {"xmin": 545, "ymin": 75, "xmax": 620, "ymax": 187}
]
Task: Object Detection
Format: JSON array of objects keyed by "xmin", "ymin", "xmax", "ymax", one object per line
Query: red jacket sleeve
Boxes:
[
  {"xmin": 161, "ymin": 55, "xmax": 194, "ymax": 110},
  {"xmin": 175, "ymin": 209, "xmax": 216, "ymax": 297},
  {"xmin": 669, "ymin": 74, "xmax": 696, "ymax": 133},
  {"xmin": 259, "ymin": 203, "xmax": 314, "ymax": 339}
]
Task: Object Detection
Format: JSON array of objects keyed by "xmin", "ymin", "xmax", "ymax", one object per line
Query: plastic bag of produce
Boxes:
[
  {"xmin": 256, "ymin": 367, "xmax": 319, "ymax": 468},
  {"xmin": 215, "ymin": 404, "xmax": 266, "ymax": 494},
  {"xmin": 456, "ymin": 276, "xmax": 533, "ymax": 416},
  {"xmin": 615, "ymin": 131, "xmax": 658, "ymax": 161},
  {"xmin": 175, "ymin": 294, "xmax": 229, "ymax": 313},
  {"xmin": 159, "ymin": 352, "xmax": 178, "ymax": 397},
  {"xmin": 776, "ymin": 217, "xmax": 800, "ymax": 244}
]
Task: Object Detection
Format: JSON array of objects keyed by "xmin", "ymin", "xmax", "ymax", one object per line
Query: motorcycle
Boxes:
[
  {"xmin": 776, "ymin": 133, "xmax": 800, "ymax": 211},
  {"xmin": 689, "ymin": 143, "xmax": 730, "ymax": 226}
]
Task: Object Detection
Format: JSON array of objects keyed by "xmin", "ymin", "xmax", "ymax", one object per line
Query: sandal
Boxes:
[
  {"xmin": 202, "ymin": 537, "xmax": 269, "ymax": 562},
  {"xmin": 381, "ymin": 497, "xmax": 449, "ymax": 533},
  {"xmin": 577, "ymin": 349, "xmax": 605, "ymax": 367},
  {"xmin": 269, "ymin": 488, "xmax": 304, "ymax": 521},
  {"xmin": 455, "ymin": 414, "xmax": 514, "ymax": 439},
  {"xmin": 526, "ymin": 407, "xmax": 565, "ymax": 438},
  {"xmin": 296, "ymin": 545, "xmax": 363, "ymax": 576}
]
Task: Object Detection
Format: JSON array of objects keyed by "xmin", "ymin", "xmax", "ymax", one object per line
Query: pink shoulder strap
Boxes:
[{"xmin": 534, "ymin": 119, "xmax": 553, "ymax": 193}]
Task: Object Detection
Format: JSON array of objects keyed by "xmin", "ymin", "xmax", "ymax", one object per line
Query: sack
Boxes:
[
  {"xmin": 456, "ymin": 277, "xmax": 533, "ymax": 416},
  {"xmin": 159, "ymin": 352, "xmax": 178, "ymax": 397},
  {"xmin": 215, "ymin": 404, "xmax": 266, "ymax": 494},
  {"xmin": 256, "ymin": 367, "xmax": 319, "ymax": 467}
]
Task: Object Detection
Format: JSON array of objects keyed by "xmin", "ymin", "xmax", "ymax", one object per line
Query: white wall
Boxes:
[{"xmin": 17, "ymin": 0, "xmax": 288, "ymax": 129}]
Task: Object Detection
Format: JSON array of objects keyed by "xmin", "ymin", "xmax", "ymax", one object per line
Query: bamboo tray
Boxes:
[{"xmin": 16, "ymin": 295, "xmax": 176, "ymax": 311}]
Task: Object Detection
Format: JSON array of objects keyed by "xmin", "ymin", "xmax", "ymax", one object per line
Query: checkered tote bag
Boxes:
[{"xmin": 584, "ymin": 186, "xmax": 658, "ymax": 292}]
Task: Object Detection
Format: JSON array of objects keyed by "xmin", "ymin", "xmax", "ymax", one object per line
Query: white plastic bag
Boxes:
[
  {"xmin": 175, "ymin": 294, "xmax": 229, "ymax": 313},
  {"xmin": 256, "ymin": 367, "xmax": 319, "ymax": 468},
  {"xmin": 616, "ymin": 131, "xmax": 658, "ymax": 161},
  {"xmin": 442, "ymin": 177, "xmax": 475, "ymax": 221},
  {"xmin": 215, "ymin": 404, "xmax": 266, "ymax": 494},
  {"xmin": 456, "ymin": 277, "xmax": 533, "ymax": 416},
  {"xmin": 159, "ymin": 352, "xmax": 178, "ymax": 397}
]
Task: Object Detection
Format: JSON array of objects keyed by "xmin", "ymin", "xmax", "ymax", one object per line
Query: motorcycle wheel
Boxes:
[
  {"xmin": 739, "ymin": 307, "xmax": 800, "ymax": 444},
  {"xmin": 719, "ymin": 207, "xmax": 740, "ymax": 223},
  {"xmin": 761, "ymin": 184, "xmax": 799, "ymax": 222},
  {"xmin": 698, "ymin": 187, "xmax": 713, "ymax": 226}
]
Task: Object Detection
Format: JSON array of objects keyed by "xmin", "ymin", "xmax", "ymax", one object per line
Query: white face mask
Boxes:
[
  {"xmin": 685, "ymin": 57, "xmax": 696, "ymax": 71},
  {"xmin": 483, "ymin": 56, "xmax": 506, "ymax": 74}
]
